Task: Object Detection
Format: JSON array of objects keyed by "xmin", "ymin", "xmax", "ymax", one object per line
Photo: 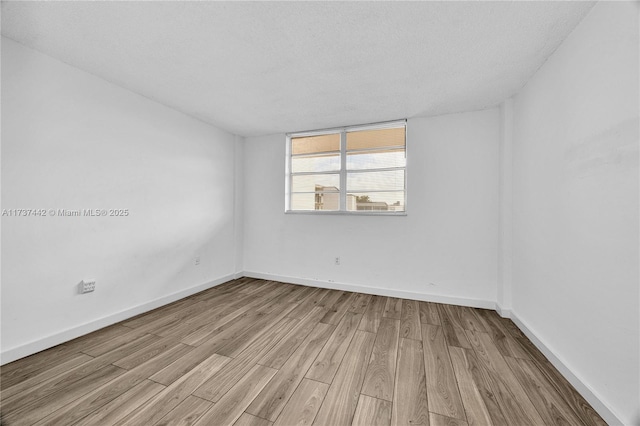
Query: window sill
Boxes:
[{"xmin": 284, "ymin": 210, "xmax": 407, "ymax": 216}]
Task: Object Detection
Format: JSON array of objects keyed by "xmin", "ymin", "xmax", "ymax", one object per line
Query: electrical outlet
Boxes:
[
  {"xmin": 194, "ymin": 256, "xmax": 200, "ymax": 266},
  {"xmin": 78, "ymin": 280, "xmax": 96, "ymax": 294},
  {"xmin": 335, "ymin": 257, "xmax": 340, "ymax": 265}
]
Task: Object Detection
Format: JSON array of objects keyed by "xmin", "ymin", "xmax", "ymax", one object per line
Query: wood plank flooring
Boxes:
[{"xmin": 0, "ymin": 278, "xmax": 607, "ymax": 426}]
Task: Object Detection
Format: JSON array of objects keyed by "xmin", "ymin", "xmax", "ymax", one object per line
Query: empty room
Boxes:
[{"xmin": 1, "ymin": 1, "xmax": 638, "ymax": 425}]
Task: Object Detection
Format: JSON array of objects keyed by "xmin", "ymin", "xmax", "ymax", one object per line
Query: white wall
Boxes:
[
  {"xmin": 511, "ymin": 2, "xmax": 639, "ymax": 425},
  {"xmin": 244, "ymin": 109, "xmax": 500, "ymax": 307},
  {"xmin": 1, "ymin": 38, "xmax": 240, "ymax": 363}
]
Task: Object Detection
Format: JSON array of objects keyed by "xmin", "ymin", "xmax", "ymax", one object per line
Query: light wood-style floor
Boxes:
[{"xmin": 1, "ymin": 278, "xmax": 607, "ymax": 426}]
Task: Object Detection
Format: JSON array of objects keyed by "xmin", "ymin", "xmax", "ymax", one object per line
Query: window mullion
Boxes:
[
  {"xmin": 290, "ymin": 171, "xmax": 341, "ymax": 177},
  {"xmin": 344, "ymin": 166, "xmax": 406, "ymax": 174},
  {"xmin": 345, "ymin": 145, "xmax": 405, "ymax": 154},
  {"xmin": 339, "ymin": 131, "xmax": 347, "ymax": 211}
]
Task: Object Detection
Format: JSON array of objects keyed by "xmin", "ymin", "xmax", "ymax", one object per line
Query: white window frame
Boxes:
[{"xmin": 285, "ymin": 119, "xmax": 407, "ymax": 215}]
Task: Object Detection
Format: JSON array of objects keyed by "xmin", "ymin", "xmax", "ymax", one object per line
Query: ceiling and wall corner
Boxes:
[{"xmin": 1, "ymin": 1, "xmax": 594, "ymax": 137}]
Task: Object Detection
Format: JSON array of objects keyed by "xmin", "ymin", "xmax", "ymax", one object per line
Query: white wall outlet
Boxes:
[
  {"xmin": 335, "ymin": 257, "xmax": 340, "ymax": 265},
  {"xmin": 194, "ymin": 256, "xmax": 200, "ymax": 266},
  {"xmin": 78, "ymin": 280, "xmax": 96, "ymax": 294}
]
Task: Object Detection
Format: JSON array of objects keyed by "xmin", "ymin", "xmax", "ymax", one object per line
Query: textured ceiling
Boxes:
[{"xmin": 1, "ymin": 1, "xmax": 594, "ymax": 137}]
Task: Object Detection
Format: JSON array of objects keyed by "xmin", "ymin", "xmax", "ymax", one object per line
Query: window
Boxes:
[{"xmin": 286, "ymin": 120, "xmax": 406, "ymax": 214}]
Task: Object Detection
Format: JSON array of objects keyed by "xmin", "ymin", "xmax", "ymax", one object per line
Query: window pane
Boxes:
[
  {"xmin": 346, "ymin": 127, "xmax": 405, "ymax": 151},
  {"xmin": 347, "ymin": 170, "xmax": 404, "ymax": 192},
  {"xmin": 346, "ymin": 191, "xmax": 405, "ymax": 212},
  {"xmin": 291, "ymin": 174, "xmax": 340, "ymax": 193},
  {"xmin": 292, "ymin": 153, "xmax": 340, "ymax": 173},
  {"xmin": 288, "ymin": 122, "xmax": 407, "ymax": 213},
  {"xmin": 292, "ymin": 133, "xmax": 340, "ymax": 155},
  {"xmin": 291, "ymin": 192, "xmax": 340, "ymax": 211},
  {"xmin": 346, "ymin": 149, "xmax": 405, "ymax": 170}
]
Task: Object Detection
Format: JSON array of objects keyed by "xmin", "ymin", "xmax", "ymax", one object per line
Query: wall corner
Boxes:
[
  {"xmin": 233, "ymin": 134, "xmax": 245, "ymax": 276},
  {"xmin": 498, "ymin": 98, "xmax": 514, "ymax": 311}
]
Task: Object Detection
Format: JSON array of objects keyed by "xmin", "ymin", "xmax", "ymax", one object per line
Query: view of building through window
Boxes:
[{"xmin": 287, "ymin": 122, "xmax": 406, "ymax": 213}]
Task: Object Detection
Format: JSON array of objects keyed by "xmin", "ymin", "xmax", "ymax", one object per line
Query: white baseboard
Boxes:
[
  {"xmin": 0, "ymin": 274, "xmax": 234, "ymax": 365},
  {"xmin": 509, "ymin": 312, "xmax": 624, "ymax": 426},
  {"xmin": 242, "ymin": 271, "xmax": 496, "ymax": 310},
  {"xmin": 494, "ymin": 303, "xmax": 512, "ymax": 318}
]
